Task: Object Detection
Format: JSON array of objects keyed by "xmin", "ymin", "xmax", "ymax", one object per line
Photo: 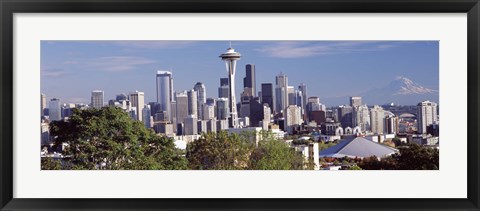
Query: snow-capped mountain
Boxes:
[
  {"xmin": 322, "ymin": 76, "xmax": 439, "ymax": 106},
  {"xmin": 388, "ymin": 76, "xmax": 437, "ymax": 95}
]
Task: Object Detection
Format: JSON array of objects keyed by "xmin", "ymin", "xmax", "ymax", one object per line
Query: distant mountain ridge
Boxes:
[{"xmin": 323, "ymin": 76, "xmax": 439, "ymax": 106}]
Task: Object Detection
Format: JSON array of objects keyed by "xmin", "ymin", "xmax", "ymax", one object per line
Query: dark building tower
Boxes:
[
  {"xmin": 261, "ymin": 83, "xmax": 274, "ymax": 112},
  {"xmin": 243, "ymin": 64, "xmax": 256, "ymax": 97},
  {"xmin": 249, "ymin": 97, "xmax": 264, "ymax": 127},
  {"xmin": 220, "ymin": 78, "xmax": 229, "ymax": 86},
  {"xmin": 298, "ymin": 83, "xmax": 307, "ymax": 117},
  {"xmin": 218, "ymin": 78, "xmax": 229, "ymax": 98},
  {"xmin": 338, "ymin": 105, "xmax": 354, "ymax": 128}
]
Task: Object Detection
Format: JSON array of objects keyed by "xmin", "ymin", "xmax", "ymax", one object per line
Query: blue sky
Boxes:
[{"xmin": 41, "ymin": 41, "xmax": 439, "ymax": 106}]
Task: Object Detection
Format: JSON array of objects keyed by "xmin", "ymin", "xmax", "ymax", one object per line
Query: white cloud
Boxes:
[
  {"xmin": 63, "ymin": 60, "xmax": 79, "ymax": 65},
  {"xmin": 255, "ymin": 41, "xmax": 399, "ymax": 58},
  {"xmin": 41, "ymin": 68, "xmax": 66, "ymax": 77},
  {"xmin": 110, "ymin": 41, "xmax": 197, "ymax": 49},
  {"xmin": 86, "ymin": 56, "xmax": 156, "ymax": 72}
]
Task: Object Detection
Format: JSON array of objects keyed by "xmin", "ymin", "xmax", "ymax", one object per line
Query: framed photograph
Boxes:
[{"xmin": 1, "ymin": 0, "xmax": 479, "ymax": 210}]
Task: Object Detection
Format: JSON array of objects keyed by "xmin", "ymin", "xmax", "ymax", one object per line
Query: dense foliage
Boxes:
[
  {"xmin": 358, "ymin": 143, "xmax": 439, "ymax": 170},
  {"xmin": 186, "ymin": 131, "xmax": 307, "ymax": 170},
  {"xmin": 43, "ymin": 107, "xmax": 187, "ymax": 170}
]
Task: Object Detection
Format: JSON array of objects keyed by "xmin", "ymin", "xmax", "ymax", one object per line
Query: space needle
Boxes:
[{"xmin": 220, "ymin": 45, "xmax": 241, "ymax": 128}]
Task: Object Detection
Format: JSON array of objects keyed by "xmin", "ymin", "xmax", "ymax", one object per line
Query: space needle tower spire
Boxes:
[{"xmin": 220, "ymin": 44, "xmax": 241, "ymax": 128}]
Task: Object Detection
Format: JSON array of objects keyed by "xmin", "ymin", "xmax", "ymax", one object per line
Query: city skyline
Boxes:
[{"xmin": 41, "ymin": 41, "xmax": 439, "ymax": 106}]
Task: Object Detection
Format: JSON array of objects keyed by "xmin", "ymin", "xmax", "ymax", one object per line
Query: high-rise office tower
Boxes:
[
  {"xmin": 142, "ymin": 105, "xmax": 151, "ymax": 128},
  {"xmin": 49, "ymin": 98, "xmax": 61, "ymax": 121},
  {"xmin": 218, "ymin": 78, "xmax": 229, "ymax": 98},
  {"xmin": 175, "ymin": 91, "xmax": 189, "ymax": 124},
  {"xmin": 285, "ymin": 105, "xmax": 302, "ymax": 134},
  {"xmin": 41, "ymin": 93, "xmax": 46, "ymax": 116},
  {"xmin": 306, "ymin": 96, "xmax": 321, "ymax": 122},
  {"xmin": 354, "ymin": 105, "xmax": 370, "ymax": 132},
  {"xmin": 184, "ymin": 115, "xmax": 198, "ymax": 135},
  {"xmin": 295, "ymin": 90, "xmax": 303, "ymax": 107},
  {"xmin": 130, "ymin": 91, "xmax": 145, "ymax": 121},
  {"xmin": 275, "ymin": 73, "xmax": 289, "ymax": 114},
  {"xmin": 216, "ymin": 98, "xmax": 229, "ymax": 120},
  {"xmin": 350, "ymin": 96, "xmax": 362, "ymax": 108},
  {"xmin": 385, "ymin": 114, "xmax": 399, "ymax": 134},
  {"xmin": 370, "ymin": 105, "xmax": 385, "ymax": 134},
  {"xmin": 187, "ymin": 89, "xmax": 198, "ymax": 118},
  {"xmin": 170, "ymin": 101, "xmax": 177, "ymax": 132},
  {"xmin": 243, "ymin": 64, "xmax": 256, "ymax": 96},
  {"xmin": 416, "ymin": 100, "xmax": 438, "ymax": 134},
  {"xmin": 337, "ymin": 105, "xmax": 353, "ymax": 128},
  {"xmin": 91, "ymin": 90, "xmax": 104, "ymax": 109},
  {"xmin": 219, "ymin": 47, "xmax": 241, "ymax": 128},
  {"xmin": 287, "ymin": 86, "xmax": 295, "ymax": 106},
  {"xmin": 298, "ymin": 83, "xmax": 307, "ymax": 112},
  {"xmin": 239, "ymin": 88, "xmax": 253, "ymax": 118},
  {"xmin": 203, "ymin": 104, "xmax": 216, "ymax": 120},
  {"xmin": 156, "ymin": 71, "xmax": 173, "ymax": 121},
  {"xmin": 261, "ymin": 83, "xmax": 274, "ymax": 113},
  {"xmin": 193, "ymin": 82, "xmax": 206, "ymax": 120},
  {"xmin": 263, "ymin": 104, "xmax": 271, "ymax": 124}
]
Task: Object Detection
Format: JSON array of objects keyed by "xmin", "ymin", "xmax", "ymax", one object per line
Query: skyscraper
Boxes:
[
  {"xmin": 275, "ymin": 73, "xmax": 288, "ymax": 114},
  {"xmin": 184, "ymin": 115, "xmax": 198, "ymax": 135},
  {"xmin": 337, "ymin": 105, "xmax": 353, "ymax": 128},
  {"xmin": 298, "ymin": 83, "xmax": 307, "ymax": 112},
  {"xmin": 354, "ymin": 105, "xmax": 370, "ymax": 132},
  {"xmin": 142, "ymin": 105, "xmax": 151, "ymax": 128},
  {"xmin": 218, "ymin": 78, "xmax": 229, "ymax": 98},
  {"xmin": 49, "ymin": 98, "xmax": 61, "ymax": 121},
  {"xmin": 417, "ymin": 100, "xmax": 438, "ymax": 134},
  {"xmin": 130, "ymin": 91, "xmax": 145, "ymax": 121},
  {"xmin": 350, "ymin": 96, "xmax": 362, "ymax": 108},
  {"xmin": 219, "ymin": 47, "xmax": 241, "ymax": 128},
  {"xmin": 385, "ymin": 114, "xmax": 399, "ymax": 134},
  {"xmin": 287, "ymin": 86, "xmax": 295, "ymax": 106},
  {"xmin": 156, "ymin": 71, "xmax": 173, "ymax": 121},
  {"xmin": 306, "ymin": 97, "xmax": 321, "ymax": 123},
  {"xmin": 203, "ymin": 104, "xmax": 216, "ymax": 120},
  {"xmin": 285, "ymin": 105, "xmax": 302, "ymax": 134},
  {"xmin": 261, "ymin": 83, "xmax": 274, "ymax": 113},
  {"xmin": 193, "ymin": 82, "xmax": 206, "ymax": 120},
  {"xmin": 243, "ymin": 64, "xmax": 256, "ymax": 96},
  {"xmin": 175, "ymin": 91, "xmax": 189, "ymax": 124},
  {"xmin": 187, "ymin": 89, "xmax": 198, "ymax": 118},
  {"xmin": 91, "ymin": 90, "xmax": 104, "ymax": 109},
  {"xmin": 216, "ymin": 98, "xmax": 229, "ymax": 120},
  {"xmin": 41, "ymin": 93, "xmax": 46, "ymax": 116},
  {"xmin": 370, "ymin": 105, "xmax": 385, "ymax": 134}
]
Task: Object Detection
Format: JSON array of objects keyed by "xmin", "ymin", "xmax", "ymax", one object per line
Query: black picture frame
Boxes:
[{"xmin": 1, "ymin": 0, "xmax": 479, "ymax": 210}]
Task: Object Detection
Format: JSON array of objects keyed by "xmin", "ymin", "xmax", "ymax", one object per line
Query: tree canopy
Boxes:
[
  {"xmin": 44, "ymin": 107, "xmax": 187, "ymax": 170},
  {"xmin": 358, "ymin": 143, "xmax": 439, "ymax": 170},
  {"xmin": 186, "ymin": 130, "xmax": 307, "ymax": 170}
]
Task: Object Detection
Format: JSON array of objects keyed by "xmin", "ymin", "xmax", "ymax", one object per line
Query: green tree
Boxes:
[
  {"xmin": 249, "ymin": 139, "xmax": 305, "ymax": 170},
  {"xmin": 186, "ymin": 131, "xmax": 254, "ymax": 170},
  {"xmin": 41, "ymin": 157, "xmax": 62, "ymax": 170},
  {"xmin": 347, "ymin": 165, "xmax": 362, "ymax": 170},
  {"xmin": 394, "ymin": 144, "xmax": 439, "ymax": 170},
  {"xmin": 45, "ymin": 107, "xmax": 187, "ymax": 170},
  {"xmin": 358, "ymin": 144, "xmax": 439, "ymax": 170}
]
